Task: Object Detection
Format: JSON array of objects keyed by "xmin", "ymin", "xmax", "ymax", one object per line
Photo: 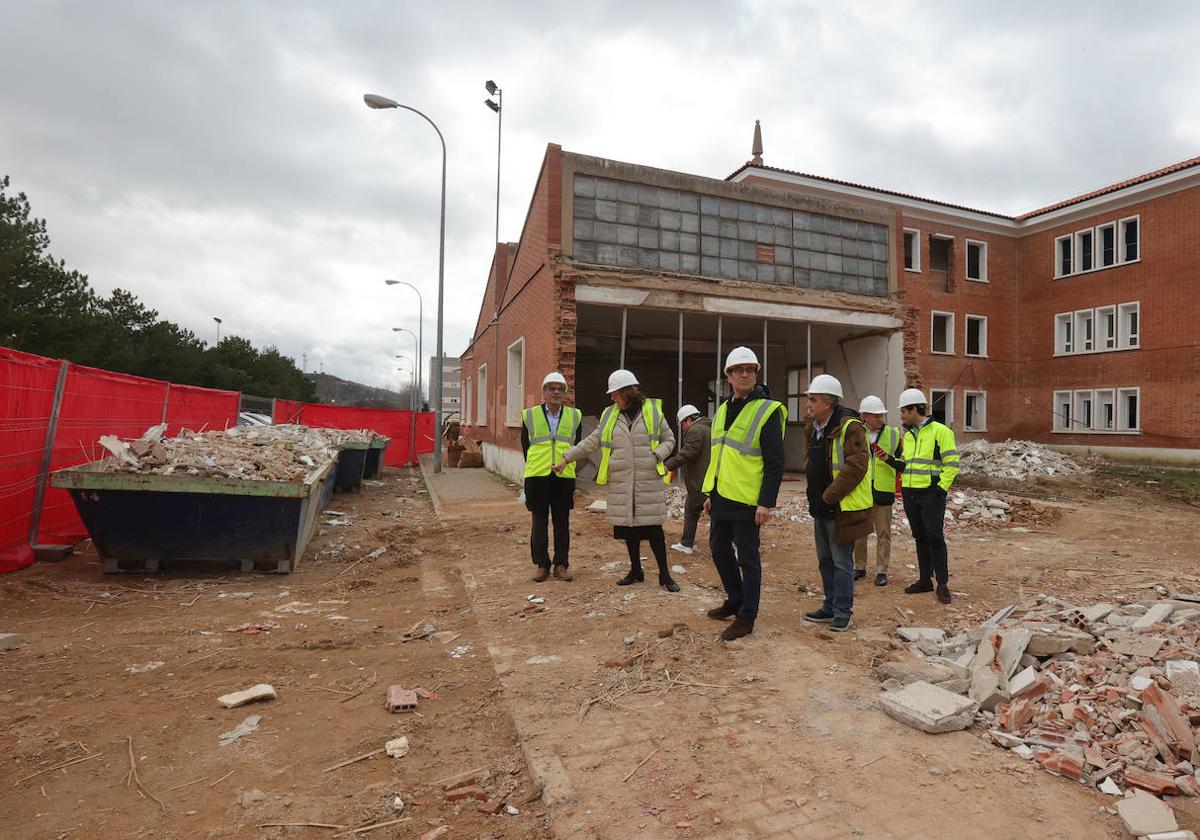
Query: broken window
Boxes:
[
  {"xmin": 964, "ymin": 392, "xmax": 986, "ymax": 431},
  {"xmin": 931, "ymin": 311, "xmax": 954, "ymax": 354},
  {"xmin": 966, "ymin": 315, "xmax": 987, "ymax": 357},
  {"xmin": 929, "ymin": 237, "xmax": 951, "ymax": 272},
  {"xmin": 930, "ymin": 389, "xmax": 952, "ymax": 426}
]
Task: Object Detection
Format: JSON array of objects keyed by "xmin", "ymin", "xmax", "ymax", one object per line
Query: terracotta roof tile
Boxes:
[{"xmin": 1016, "ymin": 154, "xmax": 1200, "ymax": 220}]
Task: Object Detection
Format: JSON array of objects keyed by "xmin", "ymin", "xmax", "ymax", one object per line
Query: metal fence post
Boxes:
[
  {"xmin": 28, "ymin": 360, "xmax": 70, "ymax": 548},
  {"xmin": 161, "ymin": 382, "xmax": 171, "ymax": 425}
]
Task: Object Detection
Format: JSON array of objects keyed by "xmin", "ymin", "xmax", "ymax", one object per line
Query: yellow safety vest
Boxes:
[
  {"xmin": 900, "ymin": 420, "xmax": 960, "ymax": 492},
  {"xmin": 523, "ymin": 405, "xmax": 581, "ymax": 479},
  {"xmin": 701, "ymin": 398, "xmax": 786, "ymax": 507},
  {"xmin": 870, "ymin": 425, "xmax": 901, "ymax": 494},
  {"xmin": 832, "ymin": 417, "xmax": 874, "ymax": 512},
  {"xmin": 596, "ymin": 399, "xmax": 669, "ymax": 486}
]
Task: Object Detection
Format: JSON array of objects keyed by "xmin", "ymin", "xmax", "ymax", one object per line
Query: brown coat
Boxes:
[
  {"xmin": 664, "ymin": 416, "xmax": 711, "ymax": 499},
  {"xmin": 801, "ymin": 413, "xmax": 873, "ymax": 544},
  {"xmin": 563, "ymin": 404, "xmax": 675, "ymax": 527}
]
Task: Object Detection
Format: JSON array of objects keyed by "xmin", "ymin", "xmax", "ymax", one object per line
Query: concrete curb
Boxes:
[{"xmin": 416, "ymin": 454, "xmax": 444, "ymax": 518}]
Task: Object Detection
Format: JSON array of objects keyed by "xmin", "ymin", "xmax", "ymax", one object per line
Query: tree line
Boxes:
[{"xmin": 0, "ymin": 175, "xmax": 316, "ymax": 401}]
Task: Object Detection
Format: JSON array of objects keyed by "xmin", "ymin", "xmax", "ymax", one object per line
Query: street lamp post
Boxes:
[
  {"xmin": 384, "ymin": 281, "xmax": 423, "ymax": 399},
  {"xmin": 365, "ymin": 93, "xmax": 447, "ymax": 473},
  {"xmin": 392, "ymin": 321, "xmax": 421, "ymax": 468},
  {"xmin": 213, "ymin": 316, "xmax": 222, "ymax": 345},
  {"xmin": 484, "ymin": 81, "xmax": 502, "ymax": 253}
]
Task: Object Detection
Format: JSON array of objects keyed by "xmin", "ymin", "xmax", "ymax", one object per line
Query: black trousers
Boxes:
[
  {"xmin": 709, "ymin": 515, "xmax": 762, "ymax": 620},
  {"xmin": 526, "ymin": 475, "xmax": 574, "ymax": 567},
  {"xmin": 901, "ymin": 487, "xmax": 949, "ymax": 585}
]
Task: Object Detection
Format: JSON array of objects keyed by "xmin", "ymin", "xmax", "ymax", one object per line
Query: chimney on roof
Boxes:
[{"xmin": 750, "ymin": 119, "xmax": 763, "ymax": 166}]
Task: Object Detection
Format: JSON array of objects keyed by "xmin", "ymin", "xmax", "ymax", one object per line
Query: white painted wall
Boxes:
[
  {"xmin": 1050, "ymin": 444, "xmax": 1200, "ymax": 467},
  {"xmin": 483, "ymin": 443, "xmax": 525, "ymax": 484}
]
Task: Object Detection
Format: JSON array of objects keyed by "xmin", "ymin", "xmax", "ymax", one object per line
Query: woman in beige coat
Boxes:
[{"xmin": 553, "ymin": 369, "xmax": 679, "ymax": 591}]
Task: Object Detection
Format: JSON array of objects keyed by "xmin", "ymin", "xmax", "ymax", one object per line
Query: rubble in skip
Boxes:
[
  {"xmin": 957, "ymin": 439, "xmax": 1090, "ymax": 479},
  {"xmin": 91, "ymin": 423, "xmax": 375, "ymax": 481},
  {"xmin": 879, "ymin": 592, "xmax": 1200, "ymax": 829}
]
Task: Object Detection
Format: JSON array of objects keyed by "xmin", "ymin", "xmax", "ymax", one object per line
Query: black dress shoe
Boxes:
[
  {"xmin": 721, "ymin": 616, "xmax": 754, "ymax": 641},
  {"xmin": 617, "ymin": 569, "xmax": 644, "ymax": 586},
  {"xmin": 874, "ymin": 573, "xmax": 888, "ymax": 587},
  {"xmin": 853, "ymin": 569, "xmax": 866, "ymax": 581},
  {"xmin": 707, "ymin": 604, "xmax": 738, "ymax": 620},
  {"xmin": 659, "ymin": 576, "xmax": 680, "ymax": 593},
  {"xmin": 904, "ymin": 580, "xmax": 934, "ymax": 594},
  {"xmin": 936, "ymin": 585, "xmax": 952, "ymax": 605}
]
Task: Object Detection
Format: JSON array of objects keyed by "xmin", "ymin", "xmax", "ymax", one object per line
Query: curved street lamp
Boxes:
[{"xmin": 365, "ymin": 93, "xmax": 447, "ymax": 472}]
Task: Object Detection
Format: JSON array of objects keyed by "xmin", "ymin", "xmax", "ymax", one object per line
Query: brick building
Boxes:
[{"xmin": 459, "ymin": 133, "xmax": 1200, "ymax": 479}]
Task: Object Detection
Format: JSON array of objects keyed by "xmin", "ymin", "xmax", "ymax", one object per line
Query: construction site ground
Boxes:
[{"xmin": 2, "ymin": 462, "xmax": 1199, "ymax": 839}]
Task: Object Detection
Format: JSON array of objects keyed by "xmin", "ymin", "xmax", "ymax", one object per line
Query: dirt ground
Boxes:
[{"xmin": 2, "ymin": 464, "xmax": 1199, "ymax": 839}]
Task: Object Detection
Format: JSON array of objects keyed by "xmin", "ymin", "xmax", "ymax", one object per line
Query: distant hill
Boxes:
[{"xmin": 310, "ymin": 372, "xmax": 418, "ymax": 409}]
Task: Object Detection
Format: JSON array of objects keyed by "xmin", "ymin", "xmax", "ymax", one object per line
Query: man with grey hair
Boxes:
[{"xmin": 665, "ymin": 404, "xmax": 711, "ymax": 556}]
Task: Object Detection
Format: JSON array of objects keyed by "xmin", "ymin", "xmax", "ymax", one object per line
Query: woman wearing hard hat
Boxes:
[{"xmin": 552, "ymin": 370, "xmax": 680, "ymax": 591}]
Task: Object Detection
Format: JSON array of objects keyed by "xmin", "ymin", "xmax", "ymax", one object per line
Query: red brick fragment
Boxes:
[
  {"xmin": 1038, "ymin": 750, "xmax": 1084, "ymax": 780},
  {"xmin": 999, "ymin": 698, "xmax": 1036, "ymax": 732},
  {"xmin": 1140, "ymin": 683, "xmax": 1194, "ymax": 762},
  {"xmin": 1123, "ymin": 766, "xmax": 1181, "ymax": 796},
  {"xmin": 385, "ymin": 685, "xmax": 418, "ymax": 713},
  {"xmin": 445, "ymin": 785, "xmax": 488, "ymax": 802},
  {"xmin": 478, "ymin": 798, "xmax": 504, "ymax": 814}
]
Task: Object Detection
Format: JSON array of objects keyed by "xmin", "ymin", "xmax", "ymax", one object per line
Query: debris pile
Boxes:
[
  {"xmin": 92, "ymin": 424, "xmax": 338, "ymax": 481},
  {"xmin": 941, "ymin": 488, "xmax": 1060, "ymax": 531},
  {"xmin": 879, "ymin": 592, "xmax": 1200, "ymax": 821},
  {"xmin": 958, "ymin": 439, "xmax": 1089, "ymax": 479}
]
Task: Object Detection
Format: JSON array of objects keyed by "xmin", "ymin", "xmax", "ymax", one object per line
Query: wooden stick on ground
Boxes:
[
  {"xmin": 13, "ymin": 752, "xmax": 103, "ymax": 785},
  {"xmin": 339, "ymin": 672, "xmax": 378, "ymax": 704},
  {"xmin": 258, "ymin": 823, "xmax": 344, "ymax": 830},
  {"xmin": 208, "ymin": 769, "xmax": 236, "ymax": 787},
  {"xmin": 166, "ymin": 776, "xmax": 208, "ymax": 792},
  {"xmin": 336, "ymin": 817, "xmax": 409, "ymax": 836},
  {"xmin": 322, "ymin": 748, "xmax": 384, "ymax": 773},
  {"xmin": 121, "ymin": 737, "xmax": 165, "ymax": 811},
  {"xmin": 622, "ymin": 747, "xmax": 659, "ymax": 783}
]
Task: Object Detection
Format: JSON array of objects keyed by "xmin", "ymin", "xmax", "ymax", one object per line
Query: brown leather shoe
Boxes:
[
  {"xmin": 720, "ymin": 616, "xmax": 754, "ymax": 641},
  {"xmin": 707, "ymin": 604, "xmax": 738, "ymax": 621},
  {"xmin": 936, "ymin": 584, "xmax": 952, "ymax": 605},
  {"xmin": 552, "ymin": 565, "xmax": 573, "ymax": 581},
  {"xmin": 532, "ymin": 566, "xmax": 550, "ymax": 582}
]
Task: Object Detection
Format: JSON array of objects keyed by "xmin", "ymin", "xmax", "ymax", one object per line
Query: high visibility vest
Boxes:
[
  {"xmin": 900, "ymin": 420, "xmax": 960, "ymax": 492},
  {"xmin": 596, "ymin": 399, "xmax": 669, "ymax": 486},
  {"xmin": 523, "ymin": 405, "xmax": 582, "ymax": 479},
  {"xmin": 870, "ymin": 425, "xmax": 901, "ymax": 494},
  {"xmin": 701, "ymin": 398, "xmax": 786, "ymax": 507},
  {"xmin": 832, "ymin": 417, "xmax": 874, "ymax": 512}
]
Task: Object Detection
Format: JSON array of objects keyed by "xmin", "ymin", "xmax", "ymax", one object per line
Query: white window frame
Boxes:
[
  {"xmin": 504, "ymin": 338, "xmax": 525, "ymax": 427},
  {"xmin": 1117, "ymin": 387, "xmax": 1140, "ymax": 433},
  {"xmin": 1054, "ymin": 312, "xmax": 1073, "ymax": 355},
  {"xmin": 1097, "ymin": 222, "xmax": 1117, "ymax": 268},
  {"xmin": 929, "ymin": 389, "xmax": 953, "ymax": 427},
  {"xmin": 1055, "ymin": 234, "xmax": 1073, "ymax": 278},
  {"xmin": 903, "ymin": 228, "xmax": 920, "ymax": 272},
  {"xmin": 1074, "ymin": 309, "xmax": 1095, "ymax": 353},
  {"xmin": 1095, "ymin": 388, "xmax": 1116, "ymax": 431},
  {"xmin": 1118, "ymin": 215, "xmax": 1140, "ymax": 263},
  {"xmin": 1053, "ymin": 390, "xmax": 1072, "ymax": 432},
  {"xmin": 1096, "ymin": 305, "xmax": 1117, "ymax": 350},
  {"xmin": 1074, "ymin": 228, "xmax": 1095, "ymax": 273},
  {"xmin": 1118, "ymin": 301, "xmax": 1140, "ymax": 349},
  {"xmin": 965, "ymin": 239, "xmax": 987, "ymax": 282},
  {"xmin": 930, "ymin": 310, "xmax": 955, "ymax": 355},
  {"xmin": 965, "ymin": 314, "xmax": 988, "ymax": 357},
  {"xmin": 964, "ymin": 390, "xmax": 987, "ymax": 432},
  {"xmin": 476, "ymin": 363, "xmax": 488, "ymax": 426},
  {"xmin": 463, "ymin": 375, "xmax": 472, "ymax": 425},
  {"xmin": 1073, "ymin": 390, "xmax": 1094, "ymax": 432}
]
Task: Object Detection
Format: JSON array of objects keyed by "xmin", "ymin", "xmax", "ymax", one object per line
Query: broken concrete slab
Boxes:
[
  {"xmin": 1167, "ymin": 660, "xmax": 1200, "ymax": 698},
  {"xmin": 385, "ymin": 736, "xmax": 410, "ymax": 758},
  {"xmin": 969, "ymin": 667, "xmax": 1009, "ymax": 712},
  {"xmin": 1135, "ymin": 603, "xmax": 1176, "ymax": 630},
  {"xmin": 1144, "ymin": 831, "xmax": 1198, "ymax": 840},
  {"xmin": 897, "ymin": 627, "xmax": 946, "ymax": 644},
  {"xmin": 879, "ymin": 681, "xmax": 978, "ymax": 734},
  {"xmin": 981, "ymin": 605, "xmax": 1015, "ymax": 626},
  {"xmin": 878, "ymin": 659, "xmax": 958, "ymax": 686},
  {"xmin": 1082, "ymin": 602, "xmax": 1115, "ymax": 623},
  {"xmin": 1008, "ymin": 665, "xmax": 1039, "ymax": 697},
  {"xmin": 1098, "ymin": 777, "xmax": 1122, "ymax": 796},
  {"xmin": 218, "ymin": 714, "xmax": 261, "ymax": 746},
  {"xmin": 0, "ymin": 633, "xmax": 24, "ymax": 651},
  {"xmin": 218, "ymin": 683, "xmax": 277, "ymax": 709},
  {"xmin": 1116, "ymin": 789, "xmax": 1177, "ymax": 836},
  {"xmin": 1024, "ymin": 624, "xmax": 1093, "ymax": 657},
  {"xmin": 1111, "ymin": 635, "xmax": 1167, "ymax": 658}
]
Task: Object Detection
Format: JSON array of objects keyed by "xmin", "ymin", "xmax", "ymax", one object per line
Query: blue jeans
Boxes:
[{"xmin": 813, "ymin": 517, "xmax": 854, "ymax": 620}]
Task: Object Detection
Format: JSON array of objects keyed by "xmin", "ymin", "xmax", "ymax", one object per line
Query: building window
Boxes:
[
  {"xmin": 1117, "ymin": 388, "xmax": 1140, "ymax": 432},
  {"xmin": 1075, "ymin": 229, "xmax": 1094, "ymax": 272},
  {"xmin": 1074, "ymin": 310, "xmax": 1094, "ymax": 352},
  {"xmin": 965, "ymin": 315, "xmax": 988, "ymax": 357},
  {"xmin": 1053, "ymin": 391, "xmax": 1072, "ymax": 431},
  {"xmin": 964, "ymin": 391, "xmax": 986, "ymax": 431},
  {"xmin": 965, "ymin": 240, "xmax": 987, "ymax": 282},
  {"xmin": 476, "ymin": 363, "xmax": 488, "ymax": 425},
  {"xmin": 463, "ymin": 376, "xmax": 472, "ymax": 425},
  {"xmin": 1119, "ymin": 301, "xmax": 1139, "ymax": 348},
  {"xmin": 1055, "ymin": 313, "xmax": 1073, "ymax": 355},
  {"xmin": 903, "ymin": 229, "xmax": 920, "ymax": 272},
  {"xmin": 1056, "ymin": 235, "xmax": 1073, "ymax": 277},
  {"xmin": 931, "ymin": 311, "xmax": 954, "ymax": 354},
  {"xmin": 505, "ymin": 338, "xmax": 524, "ymax": 425},
  {"xmin": 1094, "ymin": 388, "xmax": 1116, "ymax": 431},
  {"xmin": 1074, "ymin": 390, "xmax": 1093, "ymax": 431},
  {"xmin": 930, "ymin": 389, "xmax": 952, "ymax": 426},
  {"xmin": 1098, "ymin": 223, "xmax": 1116, "ymax": 267},
  {"xmin": 786, "ymin": 367, "xmax": 803, "ymax": 424},
  {"xmin": 1097, "ymin": 305, "xmax": 1117, "ymax": 350},
  {"xmin": 1119, "ymin": 216, "xmax": 1139, "ymax": 262},
  {"xmin": 928, "ymin": 236, "xmax": 951, "ymax": 272}
]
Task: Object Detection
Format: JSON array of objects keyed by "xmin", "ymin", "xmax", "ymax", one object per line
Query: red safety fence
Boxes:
[
  {"xmin": 272, "ymin": 399, "xmax": 303, "ymax": 425},
  {"xmin": 285, "ymin": 403, "xmax": 435, "ymax": 467},
  {"xmin": 0, "ymin": 346, "xmax": 242, "ymax": 574}
]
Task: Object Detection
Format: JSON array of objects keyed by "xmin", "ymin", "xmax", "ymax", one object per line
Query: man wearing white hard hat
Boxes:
[
  {"xmin": 664, "ymin": 404, "xmax": 711, "ymax": 555},
  {"xmin": 701, "ymin": 346, "xmax": 786, "ymax": 641},
  {"xmin": 896, "ymin": 387, "xmax": 960, "ymax": 605},
  {"xmin": 853, "ymin": 395, "xmax": 903, "ymax": 587},
  {"xmin": 800, "ymin": 374, "xmax": 872, "ymax": 632},
  {"xmin": 521, "ymin": 372, "xmax": 583, "ymax": 582},
  {"xmin": 553, "ymin": 369, "xmax": 680, "ymax": 592}
]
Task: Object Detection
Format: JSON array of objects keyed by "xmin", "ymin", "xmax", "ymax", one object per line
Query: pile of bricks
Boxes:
[{"xmin": 880, "ymin": 593, "xmax": 1200, "ymax": 826}]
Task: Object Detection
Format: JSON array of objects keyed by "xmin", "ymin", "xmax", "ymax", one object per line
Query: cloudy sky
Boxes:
[{"xmin": 3, "ymin": 1, "xmax": 1198, "ymax": 392}]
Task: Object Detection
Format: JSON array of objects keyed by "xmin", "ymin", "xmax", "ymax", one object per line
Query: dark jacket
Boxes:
[
  {"xmin": 520, "ymin": 404, "xmax": 582, "ymax": 508},
  {"xmin": 801, "ymin": 404, "xmax": 872, "ymax": 544},
  {"xmin": 708, "ymin": 384, "xmax": 785, "ymax": 521},
  {"xmin": 664, "ymin": 416, "xmax": 712, "ymax": 499}
]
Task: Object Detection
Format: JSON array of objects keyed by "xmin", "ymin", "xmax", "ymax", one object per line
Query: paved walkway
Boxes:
[{"xmin": 417, "ymin": 454, "xmax": 526, "ymax": 519}]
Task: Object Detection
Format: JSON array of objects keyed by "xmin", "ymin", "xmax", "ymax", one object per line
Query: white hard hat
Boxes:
[
  {"xmin": 859, "ymin": 395, "xmax": 886, "ymax": 414},
  {"xmin": 723, "ymin": 346, "xmax": 760, "ymax": 373},
  {"xmin": 676, "ymin": 404, "xmax": 701, "ymax": 425},
  {"xmin": 542, "ymin": 372, "xmax": 567, "ymax": 388},
  {"xmin": 897, "ymin": 388, "xmax": 927, "ymax": 409},
  {"xmin": 606, "ymin": 369, "xmax": 639, "ymax": 394},
  {"xmin": 805, "ymin": 374, "xmax": 843, "ymax": 399}
]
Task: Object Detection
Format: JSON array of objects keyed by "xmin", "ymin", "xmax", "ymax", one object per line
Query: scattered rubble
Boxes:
[
  {"xmin": 880, "ymin": 591, "xmax": 1200, "ymax": 817},
  {"xmin": 0, "ymin": 633, "xmax": 24, "ymax": 650},
  {"xmin": 218, "ymin": 714, "xmax": 261, "ymax": 746},
  {"xmin": 879, "ymin": 681, "xmax": 978, "ymax": 733},
  {"xmin": 386, "ymin": 686, "xmax": 418, "ymax": 713},
  {"xmin": 958, "ymin": 439, "xmax": 1089, "ymax": 479},
  {"xmin": 385, "ymin": 736, "xmax": 410, "ymax": 758},
  {"xmin": 1116, "ymin": 789, "xmax": 1178, "ymax": 836},
  {"xmin": 218, "ymin": 684, "xmax": 277, "ymax": 709}
]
